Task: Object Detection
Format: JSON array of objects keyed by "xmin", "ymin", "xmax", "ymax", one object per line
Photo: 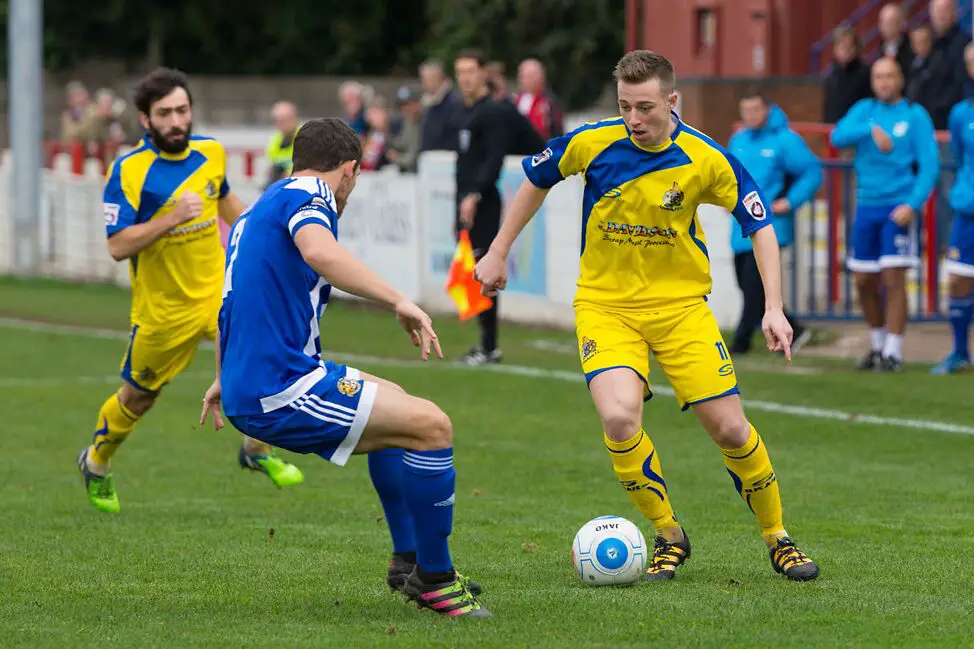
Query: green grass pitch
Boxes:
[{"xmin": 1, "ymin": 277, "xmax": 972, "ymax": 648}]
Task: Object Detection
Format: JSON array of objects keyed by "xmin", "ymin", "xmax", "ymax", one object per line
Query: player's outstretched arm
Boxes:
[
  {"xmin": 294, "ymin": 223, "xmax": 442, "ymax": 359},
  {"xmin": 107, "ymin": 192, "xmax": 201, "ymax": 261},
  {"xmin": 474, "ymin": 180, "xmax": 549, "ymax": 295},
  {"xmin": 751, "ymin": 226, "xmax": 793, "ymax": 361}
]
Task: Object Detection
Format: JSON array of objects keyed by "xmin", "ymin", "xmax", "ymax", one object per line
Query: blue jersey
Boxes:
[
  {"xmin": 219, "ymin": 176, "xmax": 339, "ymax": 417},
  {"xmin": 830, "ymin": 98, "xmax": 939, "ymax": 211},
  {"xmin": 948, "ymin": 99, "xmax": 974, "ymax": 216}
]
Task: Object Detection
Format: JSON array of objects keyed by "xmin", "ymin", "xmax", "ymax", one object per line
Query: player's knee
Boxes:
[
  {"xmin": 947, "ymin": 274, "xmax": 972, "ymax": 297},
  {"xmin": 881, "ymin": 267, "xmax": 906, "ymax": 289},
  {"xmin": 413, "ymin": 401, "xmax": 453, "ymax": 450},
  {"xmin": 119, "ymin": 385, "xmax": 157, "ymax": 416},
  {"xmin": 711, "ymin": 415, "xmax": 751, "ymax": 449},
  {"xmin": 602, "ymin": 409, "xmax": 642, "ymax": 443}
]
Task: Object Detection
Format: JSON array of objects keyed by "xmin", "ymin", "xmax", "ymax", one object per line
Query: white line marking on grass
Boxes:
[{"xmin": 2, "ymin": 317, "xmax": 972, "ymax": 437}]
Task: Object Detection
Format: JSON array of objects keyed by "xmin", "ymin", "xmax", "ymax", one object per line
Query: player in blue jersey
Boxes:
[
  {"xmin": 932, "ymin": 43, "xmax": 974, "ymax": 374},
  {"xmin": 198, "ymin": 118, "xmax": 489, "ymax": 619},
  {"xmin": 831, "ymin": 57, "xmax": 939, "ymax": 372}
]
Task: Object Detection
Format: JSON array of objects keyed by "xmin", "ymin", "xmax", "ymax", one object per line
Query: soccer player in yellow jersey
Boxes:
[
  {"xmin": 77, "ymin": 68, "xmax": 303, "ymax": 513},
  {"xmin": 476, "ymin": 51, "xmax": 819, "ymax": 581}
]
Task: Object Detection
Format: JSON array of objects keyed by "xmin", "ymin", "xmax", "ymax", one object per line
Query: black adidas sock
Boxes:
[
  {"xmin": 417, "ymin": 567, "xmax": 455, "ymax": 585},
  {"xmin": 394, "ymin": 551, "xmax": 417, "ymax": 565}
]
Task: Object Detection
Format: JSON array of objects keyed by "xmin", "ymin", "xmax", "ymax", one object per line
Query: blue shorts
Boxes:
[
  {"xmin": 945, "ymin": 213, "xmax": 974, "ymax": 278},
  {"xmin": 847, "ymin": 204, "xmax": 919, "ymax": 273},
  {"xmin": 227, "ymin": 361, "xmax": 378, "ymax": 467}
]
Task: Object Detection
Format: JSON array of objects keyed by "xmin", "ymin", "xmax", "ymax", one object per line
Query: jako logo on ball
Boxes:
[{"xmin": 571, "ymin": 515, "xmax": 647, "ymax": 586}]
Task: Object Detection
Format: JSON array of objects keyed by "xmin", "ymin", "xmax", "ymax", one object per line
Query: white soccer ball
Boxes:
[{"xmin": 571, "ymin": 515, "xmax": 648, "ymax": 586}]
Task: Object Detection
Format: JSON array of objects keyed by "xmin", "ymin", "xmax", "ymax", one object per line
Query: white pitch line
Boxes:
[{"xmin": 2, "ymin": 317, "xmax": 973, "ymax": 437}]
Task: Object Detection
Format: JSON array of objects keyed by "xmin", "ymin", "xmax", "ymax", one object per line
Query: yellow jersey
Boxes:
[
  {"xmin": 522, "ymin": 115, "xmax": 771, "ymax": 310},
  {"xmin": 103, "ymin": 134, "xmax": 230, "ymax": 329}
]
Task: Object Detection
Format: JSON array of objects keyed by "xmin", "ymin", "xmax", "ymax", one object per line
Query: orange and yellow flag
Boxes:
[{"xmin": 446, "ymin": 230, "xmax": 493, "ymax": 320}]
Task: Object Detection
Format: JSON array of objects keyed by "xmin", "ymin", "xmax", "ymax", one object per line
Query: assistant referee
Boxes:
[{"xmin": 453, "ymin": 49, "xmax": 510, "ymax": 366}]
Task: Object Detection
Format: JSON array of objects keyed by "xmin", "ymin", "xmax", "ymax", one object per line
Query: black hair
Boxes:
[
  {"xmin": 739, "ymin": 83, "xmax": 768, "ymax": 104},
  {"xmin": 134, "ymin": 67, "xmax": 192, "ymax": 115},
  {"xmin": 291, "ymin": 118, "xmax": 363, "ymax": 173},
  {"xmin": 455, "ymin": 48, "xmax": 486, "ymax": 67}
]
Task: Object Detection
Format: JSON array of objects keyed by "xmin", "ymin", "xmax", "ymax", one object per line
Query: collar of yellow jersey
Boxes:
[
  {"xmin": 626, "ymin": 111, "xmax": 683, "ymax": 153},
  {"xmin": 142, "ymin": 134, "xmax": 193, "ymax": 161}
]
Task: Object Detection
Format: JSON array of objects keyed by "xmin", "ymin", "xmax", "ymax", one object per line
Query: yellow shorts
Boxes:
[
  {"xmin": 120, "ymin": 308, "xmax": 218, "ymax": 392},
  {"xmin": 575, "ymin": 299, "xmax": 738, "ymax": 410}
]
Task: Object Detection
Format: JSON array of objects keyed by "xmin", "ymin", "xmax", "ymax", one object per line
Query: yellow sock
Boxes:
[
  {"xmin": 88, "ymin": 392, "xmax": 140, "ymax": 467},
  {"xmin": 721, "ymin": 425, "xmax": 786, "ymax": 545},
  {"xmin": 605, "ymin": 429, "xmax": 680, "ymax": 534}
]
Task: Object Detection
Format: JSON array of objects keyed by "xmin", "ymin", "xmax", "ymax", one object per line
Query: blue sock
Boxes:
[
  {"xmin": 402, "ymin": 448, "xmax": 455, "ymax": 574},
  {"xmin": 949, "ymin": 295, "xmax": 973, "ymax": 359},
  {"xmin": 368, "ymin": 449, "xmax": 416, "ymax": 555}
]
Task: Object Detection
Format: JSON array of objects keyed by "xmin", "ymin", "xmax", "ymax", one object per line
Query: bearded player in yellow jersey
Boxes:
[
  {"xmin": 476, "ymin": 51, "xmax": 818, "ymax": 581},
  {"xmin": 77, "ymin": 68, "xmax": 303, "ymax": 513}
]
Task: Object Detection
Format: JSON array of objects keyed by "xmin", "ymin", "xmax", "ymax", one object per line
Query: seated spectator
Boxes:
[
  {"xmin": 823, "ymin": 27, "xmax": 873, "ymax": 124},
  {"xmin": 419, "ymin": 58, "xmax": 464, "ymax": 152},
  {"xmin": 923, "ymin": 0, "xmax": 971, "ymax": 130},
  {"xmin": 878, "ymin": 3, "xmax": 914, "ymax": 78},
  {"xmin": 60, "ymin": 81, "xmax": 98, "ymax": 147},
  {"xmin": 338, "ymin": 81, "xmax": 370, "ymax": 138},
  {"xmin": 514, "ymin": 58, "xmax": 564, "ymax": 139},
  {"xmin": 388, "ymin": 85, "xmax": 423, "ymax": 173},
  {"xmin": 906, "ymin": 26, "xmax": 935, "ymax": 102},
  {"xmin": 361, "ymin": 96, "xmax": 391, "ymax": 171}
]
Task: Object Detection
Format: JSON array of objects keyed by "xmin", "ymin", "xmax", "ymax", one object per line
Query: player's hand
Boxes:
[
  {"xmin": 762, "ymin": 307, "xmax": 793, "ymax": 362},
  {"xmin": 891, "ymin": 204, "xmax": 915, "ymax": 226},
  {"xmin": 199, "ymin": 378, "xmax": 224, "ymax": 430},
  {"xmin": 871, "ymin": 125, "xmax": 894, "ymax": 153},
  {"xmin": 171, "ymin": 192, "xmax": 203, "ymax": 225},
  {"xmin": 771, "ymin": 198, "xmax": 791, "ymax": 214},
  {"xmin": 394, "ymin": 299, "xmax": 443, "ymax": 360},
  {"xmin": 474, "ymin": 249, "xmax": 508, "ymax": 297},
  {"xmin": 459, "ymin": 195, "xmax": 478, "ymax": 229}
]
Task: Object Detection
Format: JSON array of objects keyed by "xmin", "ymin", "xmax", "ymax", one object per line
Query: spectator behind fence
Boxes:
[
  {"xmin": 878, "ymin": 3, "xmax": 914, "ymax": 78},
  {"xmin": 923, "ymin": 0, "xmax": 971, "ymax": 130},
  {"xmin": 831, "ymin": 57, "xmax": 939, "ymax": 372},
  {"xmin": 514, "ymin": 58, "xmax": 564, "ymax": 139},
  {"xmin": 931, "ymin": 43, "xmax": 974, "ymax": 374},
  {"xmin": 728, "ymin": 87, "xmax": 822, "ymax": 356},
  {"xmin": 92, "ymin": 88, "xmax": 131, "ymax": 160},
  {"xmin": 361, "ymin": 96, "xmax": 390, "ymax": 171},
  {"xmin": 264, "ymin": 101, "xmax": 301, "ymax": 189},
  {"xmin": 419, "ymin": 59, "xmax": 464, "ymax": 153},
  {"xmin": 486, "ymin": 61, "xmax": 513, "ymax": 103},
  {"xmin": 338, "ymin": 81, "xmax": 369, "ymax": 138},
  {"xmin": 60, "ymin": 81, "xmax": 99, "ymax": 146},
  {"xmin": 906, "ymin": 26, "xmax": 935, "ymax": 102},
  {"xmin": 823, "ymin": 27, "xmax": 873, "ymax": 124},
  {"xmin": 387, "ymin": 85, "xmax": 423, "ymax": 173}
]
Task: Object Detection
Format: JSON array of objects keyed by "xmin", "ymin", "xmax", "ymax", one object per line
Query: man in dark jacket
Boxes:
[
  {"xmin": 878, "ymin": 3, "xmax": 914, "ymax": 79},
  {"xmin": 419, "ymin": 59, "xmax": 465, "ymax": 153},
  {"xmin": 922, "ymin": 0, "xmax": 972, "ymax": 130},
  {"xmin": 823, "ymin": 27, "xmax": 873, "ymax": 124}
]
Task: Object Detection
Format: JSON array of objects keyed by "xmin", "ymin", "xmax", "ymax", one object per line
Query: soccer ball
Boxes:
[{"xmin": 571, "ymin": 515, "xmax": 648, "ymax": 586}]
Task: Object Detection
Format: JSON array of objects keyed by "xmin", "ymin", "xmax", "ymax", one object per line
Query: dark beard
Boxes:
[{"xmin": 149, "ymin": 122, "xmax": 192, "ymax": 154}]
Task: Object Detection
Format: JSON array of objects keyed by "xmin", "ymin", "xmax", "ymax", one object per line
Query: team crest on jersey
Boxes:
[
  {"xmin": 581, "ymin": 337, "xmax": 598, "ymax": 361},
  {"xmin": 337, "ymin": 377, "xmax": 361, "ymax": 397},
  {"xmin": 531, "ymin": 147, "xmax": 553, "ymax": 167},
  {"xmin": 205, "ymin": 179, "xmax": 219, "ymax": 199},
  {"xmin": 892, "ymin": 121, "xmax": 909, "ymax": 137},
  {"xmin": 659, "ymin": 182, "xmax": 685, "ymax": 211},
  {"xmin": 103, "ymin": 202, "xmax": 120, "ymax": 226},
  {"xmin": 743, "ymin": 191, "xmax": 766, "ymax": 220}
]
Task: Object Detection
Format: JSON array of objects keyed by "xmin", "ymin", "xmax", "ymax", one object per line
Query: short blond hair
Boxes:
[{"xmin": 613, "ymin": 50, "xmax": 676, "ymax": 92}]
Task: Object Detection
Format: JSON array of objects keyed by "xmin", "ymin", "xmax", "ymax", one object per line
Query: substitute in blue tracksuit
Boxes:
[
  {"xmin": 728, "ymin": 90, "xmax": 823, "ymax": 354},
  {"xmin": 933, "ymin": 42, "xmax": 974, "ymax": 375},
  {"xmin": 831, "ymin": 57, "xmax": 939, "ymax": 372}
]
